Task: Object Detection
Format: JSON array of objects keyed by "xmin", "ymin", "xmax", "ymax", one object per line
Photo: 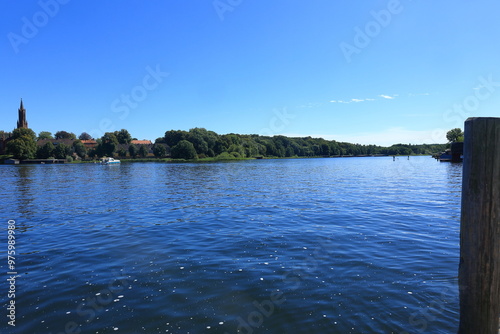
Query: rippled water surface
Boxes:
[{"xmin": 0, "ymin": 156, "xmax": 462, "ymax": 333}]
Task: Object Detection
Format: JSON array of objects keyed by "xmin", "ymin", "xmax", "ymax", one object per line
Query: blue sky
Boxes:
[{"xmin": 2, "ymin": 0, "xmax": 500, "ymax": 145}]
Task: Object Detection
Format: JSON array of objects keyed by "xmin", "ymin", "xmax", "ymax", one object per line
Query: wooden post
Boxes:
[{"xmin": 459, "ymin": 117, "xmax": 500, "ymax": 334}]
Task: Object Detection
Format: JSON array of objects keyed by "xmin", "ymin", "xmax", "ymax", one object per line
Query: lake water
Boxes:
[{"xmin": 0, "ymin": 156, "xmax": 462, "ymax": 333}]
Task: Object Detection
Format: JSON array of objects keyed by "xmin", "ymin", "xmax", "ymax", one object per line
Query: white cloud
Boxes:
[
  {"xmin": 379, "ymin": 94, "xmax": 395, "ymax": 100},
  {"xmin": 409, "ymin": 92, "xmax": 431, "ymax": 96},
  {"xmin": 330, "ymin": 98, "xmax": 371, "ymax": 104}
]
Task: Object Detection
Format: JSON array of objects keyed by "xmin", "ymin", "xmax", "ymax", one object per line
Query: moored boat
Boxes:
[{"xmin": 100, "ymin": 157, "xmax": 120, "ymax": 165}]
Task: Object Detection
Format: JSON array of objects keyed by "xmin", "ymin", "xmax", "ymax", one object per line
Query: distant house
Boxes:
[
  {"xmin": 80, "ymin": 140, "xmax": 98, "ymax": 149},
  {"xmin": 120, "ymin": 140, "xmax": 154, "ymax": 157},
  {"xmin": 130, "ymin": 140, "xmax": 152, "ymax": 145}
]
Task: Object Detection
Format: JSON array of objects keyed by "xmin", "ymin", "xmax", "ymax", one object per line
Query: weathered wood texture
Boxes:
[{"xmin": 459, "ymin": 117, "xmax": 500, "ymax": 334}]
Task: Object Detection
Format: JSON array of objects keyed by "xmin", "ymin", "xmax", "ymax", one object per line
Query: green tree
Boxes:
[
  {"xmin": 53, "ymin": 143, "xmax": 71, "ymax": 159},
  {"xmin": 55, "ymin": 131, "xmax": 76, "ymax": 140},
  {"xmin": 7, "ymin": 138, "xmax": 36, "ymax": 159},
  {"xmin": 6, "ymin": 128, "xmax": 37, "ymax": 159},
  {"xmin": 114, "ymin": 129, "xmax": 132, "ymax": 144},
  {"xmin": 38, "ymin": 131, "xmax": 53, "ymax": 140},
  {"xmin": 11, "ymin": 128, "xmax": 37, "ymax": 141},
  {"xmin": 446, "ymin": 128, "xmax": 464, "ymax": 143},
  {"xmin": 128, "ymin": 144, "xmax": 138, "ymax": 158},
  {"xmin": 164, "ymin": 130, "xmax": 188, "ymax": 147},
  {"xmin": 171, "ymin": 140, "xmax": 197, "ymax": 159},
  {"xmin": 153, "ymin": 144, "xmax": 167, "ymax": 158},
  {"xmin": 187, "ymin": 131, "xmax": 208, "ymax": 155},
  {"xmin": 73, "ymin": 140, "xmax": 87, "ymax": 158},
  {"xmin": 117, "ymin": 148, "xmax": 127, "ymax": 157},
  {"xmin": 138, "ymin": 145, "xmax": 149, "ymax": 158},
  {"xmin": 37, "ymin": 141, "xmax": 55, "ymax": 159},
  {"xmin": 79, "ymin": 132, "xmax": 92, "ymax": 140},
  {"xmin": 100, "ymin": 132, "xmax": 119, "ymax": 156}
]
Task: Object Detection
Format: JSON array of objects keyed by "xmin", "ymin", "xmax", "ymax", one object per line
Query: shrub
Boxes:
[
  {"xmin": 215, "ymin": 152, "xmax": 237, "ymax": 160},
  {"xmin": 171, "ymin": 140, "xmax": 197, "ymax": 159}
]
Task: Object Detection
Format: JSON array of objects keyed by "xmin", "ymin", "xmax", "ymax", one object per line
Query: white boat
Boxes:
[{"xmin": 100, "ymin": 157, "xmax": 121, "ymax": 165}]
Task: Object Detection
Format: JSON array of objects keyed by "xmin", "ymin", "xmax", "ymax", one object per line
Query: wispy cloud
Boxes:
[
  {"xmin": 330, "ymin": 92, "xmax": 430, "ymax": 104},
  {"xmin": 330, "ymin": 98, "xmax": 371, "ymax": 104},
  {"xmin": 330, "ymin": 95, "xmax": 396, "ymax": 103},
  {"xmin": 379, "ymin": 94, "xmax": 395, "ymax": 100},
  {"xmin": 297, "ymin": 102, "xmax": 323, "ymax": 108}
]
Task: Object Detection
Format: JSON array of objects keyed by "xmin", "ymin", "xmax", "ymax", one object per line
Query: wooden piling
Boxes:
[{"xmin": 458, "ymin": 117, "xmax": 500, "ymax": 334}]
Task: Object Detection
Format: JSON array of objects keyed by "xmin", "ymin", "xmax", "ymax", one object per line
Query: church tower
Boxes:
[{"xmin": 17, "ymin": 99, "xmax": 28, "ymax": 129}]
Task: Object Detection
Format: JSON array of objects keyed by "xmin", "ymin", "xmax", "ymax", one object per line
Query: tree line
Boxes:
[
  {"xmin": 158, "ymin": 128, "xmax": 446, "ymax": 159},
  {"xmin": 2, "ymin": 127, "xmax": 448, "ymax": 161}
]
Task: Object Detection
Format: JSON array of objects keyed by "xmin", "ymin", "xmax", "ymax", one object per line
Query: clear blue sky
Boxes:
[{"xmin": 2, "ymin": 0, "xmax": 500, "ymax": 145}]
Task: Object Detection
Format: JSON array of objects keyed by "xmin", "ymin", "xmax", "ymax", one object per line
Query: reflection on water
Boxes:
[{"xmin": 0, "ymin": 156, "xmax": 462, "ymax": 333}]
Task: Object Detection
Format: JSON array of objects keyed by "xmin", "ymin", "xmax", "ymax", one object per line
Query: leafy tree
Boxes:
[
  {"xmin": 117, "ymin": 148, "xmax": 127, "ymax": 157},
  {"xmin": 73, "ymin": 140, "xmax": 87, "ymax": 158},
  {"xmin": 128, "ymin": 144, "xmax": 138, "ymax": 158},
  {"xmin": 55, "ymin": 131, "xmax": 76, "ymax": 140},
  {"xmin": 446, "ymin": 128, "xmax": 464, "ymax": 143},
  {"xmin": 164, "ymin": 130, "xmax": 188, "ymax": 147},
  {"xmin": 138, "ymin": 145, "xmax": 149, "ymax": 158},
  {"xmin": 38, "ymin": 131, "xmax": 53, "ymax": 140},
  {"xmin": 155, "ymin": 137, "xmax": 166, "ymax": 144},
  {"xmin": 100, "ymin": 132, "xmax": 119, "ymax": 156},
  {"xmin": 37, "ymin": 141, "xmax": 55, "ymax": 159},
  {"xmin": 6, "ymin": 128, "xmax": 37, "ymax": 159},
  {"xmin": 7, "ymin": 138, "xmax": 36, "ymax": 159},
  {"xmin": 11, "ymin": 128, "xmax": 37, "ymax": 141},
  {"xmin": 79, "ymin": 132, "xmax": 92, "ymax": 140},
  {"xmin": 114, "ymin": 129, "xmax": 132, "ymax": 144},
  {"xmin": 53, "ymin": 143, "xmax": 71, "ymax": 159},
  {"xmin": 87, "ymin": 148, "xmax": 98, "ymax": 159},
  {"xmin": 153, "ymin": 144, "xmax": 167, "ymax": 158},
  {"xmin": 171, "ymin": 140, "xmax": 197, "ymax": 159}
]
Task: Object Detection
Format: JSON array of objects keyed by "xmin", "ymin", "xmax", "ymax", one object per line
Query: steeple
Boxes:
[{"xmin": 17, "ymin": 98, "xmax": 28, "ymax": 129}]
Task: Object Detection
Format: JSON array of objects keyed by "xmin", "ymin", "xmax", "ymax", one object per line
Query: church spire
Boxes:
[{"xmin": 17, "ymin": 98, "xmax": 28, "ymax": 129}]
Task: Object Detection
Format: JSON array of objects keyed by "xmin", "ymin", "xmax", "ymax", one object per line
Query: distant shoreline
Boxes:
[{"xmin": 1, "ymin": 154, "xmax": 432, "ymax": 165}]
